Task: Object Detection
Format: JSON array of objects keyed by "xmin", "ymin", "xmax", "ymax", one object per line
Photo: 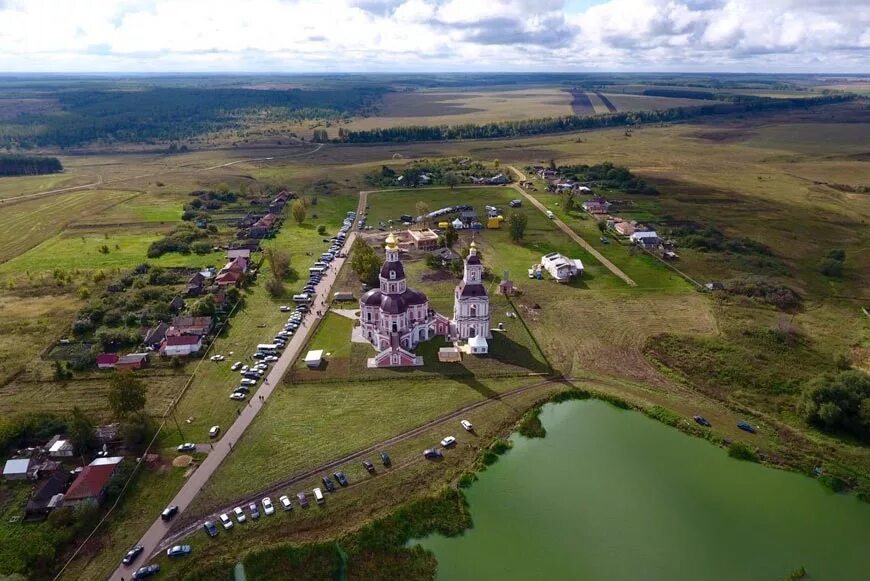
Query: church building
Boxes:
[
  {"xmin": 452, "ymin": 241, "xmax": 491, "ymax": 354},
  {"xmin": 359, "ymin": 233, "xmax": 450, "ymax": 367}
]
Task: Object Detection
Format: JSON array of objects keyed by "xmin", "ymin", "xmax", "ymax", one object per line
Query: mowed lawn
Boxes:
[{"xmin": 191, "ymin": 375, "xmax": 531, "ymax": 513}]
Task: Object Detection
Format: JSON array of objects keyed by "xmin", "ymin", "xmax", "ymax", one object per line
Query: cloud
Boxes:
[{"xmin": 0, "ymin": 0, "xmax": 865, "ymax": 71}]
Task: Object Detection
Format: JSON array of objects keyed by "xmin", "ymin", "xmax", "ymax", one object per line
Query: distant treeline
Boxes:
[
  {"xmin": 344, "ymin": 94, "xmax": 857, "ymax": 143},
  {"xmin": 0, "ymin": 154, "xmax": 63, "ymax": 176},
  {"xmin": 642, "ymin": 88, "xmax": 716, "ymax": 100},
  {"xmin": 2, "ymin": 86, "xmax": 385, "ymax": 148}
]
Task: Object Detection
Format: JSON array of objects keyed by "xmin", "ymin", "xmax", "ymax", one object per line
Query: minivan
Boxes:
[
  {"xmin": 313, "ymin": 487, "xmax": 325, "ymax": 504},
  {"xmin": 292, "ymin": 293, "xmax": 311, "ymax": 304}
]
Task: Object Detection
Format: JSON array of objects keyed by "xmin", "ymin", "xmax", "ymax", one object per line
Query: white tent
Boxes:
[
  {"xmin": 451, "ymin": 218, "xmax": 463, "ymax": 229},
  {"xmin": 468, "ymin": 335, "xmax": 488, "ymax": 355},
  {"xmin": 304, "ymin": 349, "xmax": 324, "ymax": 368}
]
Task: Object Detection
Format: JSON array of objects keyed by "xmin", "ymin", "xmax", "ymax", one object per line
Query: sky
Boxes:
[{"xmin": 0, "ymin": 0, "xmax": 867, "ymax": 73}]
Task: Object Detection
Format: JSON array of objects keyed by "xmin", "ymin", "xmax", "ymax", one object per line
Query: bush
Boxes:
[
  {"xmin": 728, "ymin": 442, "xmax": 759, "ymax": 462},
  {"xmin": 724, "ymin": 276, "xmax": 800, "ymax": 310},
  {"xmin": 317, "ymin": 224, "xmax": 327, "ymax": 235},
  {"xmin": 799, "ymin": 370, "xmax": 870, "ymax": 441}
]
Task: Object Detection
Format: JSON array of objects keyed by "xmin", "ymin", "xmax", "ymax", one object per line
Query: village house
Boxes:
[
  {"xmin": 169, "ymin": 316, "xmax": 213, "ymax": 336},
  {"xmin": 95, "ymin": 353, "xmax": 119, "ymax": 370},
  {"xmin": 226, "ymin": 248, "xmax": 252, "ymax": 260},
  {"xmin": 268, "ymin": 190, "xmax": 291, "ymax": 213},
  {"xmin": 471, "ymin": 173, "xmax": 509, "ymax": 185},
  {"xmin": 407, "ymin": 228, "xmax": 440, "ymax": 251},
  {"xmin": 142, "ymin": 322, "xmax": 169, "ymax": 350},
  {"xmin": 168, "ymin": 296, "xmax": 185, "ymax": 312},
  {"xmin": 160, "ymin": 334, "xmax": 203, "ymax": 357},
  {"xmin": 248, "ymin": 213, "xmax": 279, "ymax": 238},
  {"xmin": 630, "ymin": 231, "xmax": 661, "ymax": 248},
  {"xmin": 63, "ymin": 457, "xmax": 124, "ymax": 507},
  {"xmin": 215, "ymin": 269, "xmax": 244, "ymax": 287},
  {"xmin": 237, "ymin": 213, "xmax": 261, "ymax": 229},
  {"xmin": 3, "ymin": 458, "xmax": 33, "ymax": 481},
  {"xmin": 582, "ymin": 197, "xmax": 612, "ymax": 215},
  {"xmin": 613, "ymin": 220, "xmax": 636, "ymax": 236},
  {"xmin": 185, "ymin": 272, "xmax": 206, "ymax": 296},
  {"xmin": 24, "ymin": 471, "xmax": 70, "ymax": 520},
  {"xmin": 116, "ymin": 353, "xmax": 148, "ymax": 371},
  {"xmin": 45, "ymin": 435, "xmax": 75, "ymax": 458},
  {"xmin": 540, "ymin": 252, "xmax": 584, "ymax": 282}
]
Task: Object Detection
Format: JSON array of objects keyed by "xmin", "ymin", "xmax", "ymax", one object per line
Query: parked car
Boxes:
[
  {"xmin": 279, "ymin": 305, "xmax": 291, "ymax": 312},
  {"xmin": 219, "ymin": 513, "xmax": 233, "ymax": 529},
  {"xmin": 249, "ymin": 502, "xmax": 260, "ymax": 519},
  {"xmin": 333, "ymin": 471, "xmax": 349, "ymax": 486},
  {"xmin": 264, "ymin": 355, "xmax": 279, "ymax": 362},
  {"xmin": 233, "ymin": 386, "xmax": 250, "ymax": 394},
  {"xmin": 161, "ymin": 504, "xmax": 179, "ymax": 521},
  {"xmin": 424, "ymin": 448, "xmax": 443, "ymax": 459},
  {"xmin": 362, "ymin": 460, "xmax": 375, "ymax": 474},
  {"xmin": 252, "ymin": 352, "xmax": 267, "ymax": 359},
  {"xmin": 240, "ymin": 378, "xmax": 257, "ymax": 386},
  {"xmin": 737, "ymin": 421, "xmax": 757, "ymax": 434},
  {"xmin": 167, "ymin": 545, "xmax": 192, "ymax": 558},
  {"xmin": 257, "ymin": 496, "xmax": 272, "ymax": 515},
  {"xmin": 279, "ymin": 495, "xmax": 292, "ymax": 511},
  {"xmin": 177, "ymin": 442, "xmax": 196, "ymax": 452},
  {"xmin": 321, "ymin": 476, "xmax": 335, "ymax": 492},
  {"xmin": 132, "ymin": 564, "xmax": 160, "ymax": 579},
  {"xmin": 440, "ymin": 436, "xmax": 457, "ymax": 448},
  {"xmin": 380, "ymin": 451, "xmax": 392, "ymax": 467},
  {"xmin": 122, "ymin": 544, "xmax": 144, "ymax": 566},
  {"xmin": 208, "ymin": 425, "xmax": 221, "ymax": 438},
  {"xmin": 240, "ymin": 365, "xmax": 249, "ymax": 373},
  {"xmin": 693, "ymin": 416, "xmax": 712, "ymax": 427},
  {"xmin": 296, "ymin": 492, "xmax": 309, "ymax": 507},
  {"xmin": 202, "ymin": 520, "xmax": 219, "ymax": 538},
  {"xmin": 210, "ymin": 354, "xmax": 225, "ymax": 362},
  {"xmin": 233, "ymin": 506, "xmax": 246, "ymax": 523},
  {"xmin": 460, "ymin": 420, "xmax": 474, "ymax": 432},
  {"xmin": 231, "ymin": 361, "xmax": 243, "ymax": 371}
]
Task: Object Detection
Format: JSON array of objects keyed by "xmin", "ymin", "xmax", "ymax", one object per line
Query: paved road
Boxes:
[
  {"xmin": 107, "ymin": 205, "xmax": 361, "ymax": 580},
  {"xmin": 507, "ymin": 165, "xmax": 637, "ymax": 287},
  {"xmin": 155, "ymin": 376, "xmax": 560, "ymax": 552}
]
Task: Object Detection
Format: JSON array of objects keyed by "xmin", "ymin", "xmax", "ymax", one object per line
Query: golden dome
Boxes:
[{"xmin": 385, "ymin": 232, "xmax": 398, "ymax": 249}]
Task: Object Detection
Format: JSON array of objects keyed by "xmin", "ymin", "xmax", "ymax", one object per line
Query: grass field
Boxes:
[{"xmin": 0, "ymin": 172, "xmax": 97, "ymax": 200}]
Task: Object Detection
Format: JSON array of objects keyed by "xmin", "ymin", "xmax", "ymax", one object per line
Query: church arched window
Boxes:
[
  {"xmin": 389, "ymin": 271, "xmax": 396, "ymax": 280},
  {"xmin": 469, "ymin": 326, "xmax": 476, "ymax": 337},
  {"xmin": 470, "ymin": 304, "xmax": 477, "ymax": 317}
]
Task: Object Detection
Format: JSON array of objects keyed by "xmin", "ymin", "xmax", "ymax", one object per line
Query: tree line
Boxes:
[
  {"xmin": 0, "ymin": 154, "xmax": 63, "ymax": 176},
  {"xmin": 343, "ymin": 94, "xmax": 858, "ymax": 144}
]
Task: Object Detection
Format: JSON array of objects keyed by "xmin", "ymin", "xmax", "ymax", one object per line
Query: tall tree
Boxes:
[
  {"xmin": 443, "ymin": 224, "xmax": 458, "ymax": 247},
  {"xmin": 291, "ymin": 199, "xmax": 307, "ymax": 225},
  {"xmin": 508, "ymin": 212, "xmax": 528, "ymax": 242},
  {"xmin": 264, "ymin": 247, "xmax": 291, "ymax": 280},
  {"xmin": 444, "ymin": 172, "xmax": 460, "ymax": 189},
  {"xmin": 415, "ymin": 201, "xmax": 430, "ymax": 224},
  {"xmin": 121, "ymin": 412, "xmax": 158, "ymax": 455},
  {"xmin": 350, "ymin": 238, "xmax": 383, "ymax": 287},
  {"xmin": 68, "ymin": 407, "xmax": 97, "ymax": 455},
  {"xmin": 108, "ymin": 373, "xmax": 147, "ymax": 418}
]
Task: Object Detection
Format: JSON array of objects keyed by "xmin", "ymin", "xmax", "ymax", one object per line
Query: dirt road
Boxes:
[{"xmin": 507, "ymin": 166, "xmax": 637, "ymax": 287}]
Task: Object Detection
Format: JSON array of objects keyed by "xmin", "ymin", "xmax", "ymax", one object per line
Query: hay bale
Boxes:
[{"xmin": 172, "ymin": 455, "xmax": 193, "ymax": 468}]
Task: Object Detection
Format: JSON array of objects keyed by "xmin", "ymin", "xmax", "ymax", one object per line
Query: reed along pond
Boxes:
[{"xmin": 416, "ymin": 400, "xmax": 870, "ymax": 580}]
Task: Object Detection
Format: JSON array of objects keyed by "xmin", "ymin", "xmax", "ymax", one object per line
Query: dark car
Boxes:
[
  {"xmin": 693, "ymin": 415, "xmax": 712, "ymax": 427},
  {"xmin": 132, "ymin": 564, "xmax": 160, "ymax": 579},
  {"xmin": 424, "ymin": 448, "xmax": 443, "ymax": 460},
  {"xmin": 321, "ymin": 476, "xmax": 335, "ymax": 492},
  {"xmin": 202, "ymin": 520, "xmax": 219, "ymax": 538},
  {"xmin": 122, "ymin": 544, "xmax": 144, "ymax": 566},
  {"xmin": 333, "ymin": 471, "xmax": 349, "ymax": 486},
  {"xmin": 380, "ymin": 451, "xmax": 392, "ymax": 467},
  {"xmin": 737, "ymin": 421, "xmax": 757, "ymax": 434},
  {"xmin": 161, "ymin": 505, "xmax": 179, "ymax": 521},
  {"xmin": 296, "ymin": 305, "xmax": 310, "ymax": 313},
  {"xmin": 296, "ymin": 492, "xmax": 309, "ymax": 507},
  {"xmin": 252, "ymin": 351, "xmax": 267, "ymax": 359},
  {"xmin": 362, "ymin": 460, "xmax": 375, "ymax": 474}
]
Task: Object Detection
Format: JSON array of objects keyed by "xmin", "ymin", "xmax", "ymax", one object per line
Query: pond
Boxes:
[{"xmin": 416, "ymin": 400, "xmax": 870, "ymax": 580}]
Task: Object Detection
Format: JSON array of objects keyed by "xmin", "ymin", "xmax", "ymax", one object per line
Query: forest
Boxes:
[
  {"xmin": 0, "ymin": 154, "xmax": 63, "ymax": 176},
  {"xmin": 0, "ymin": 86, "xmax": 386, "ymax": 148},
  {"xmin": 343, "ymin": 94, "xmax": 857, "ymax": 143}
]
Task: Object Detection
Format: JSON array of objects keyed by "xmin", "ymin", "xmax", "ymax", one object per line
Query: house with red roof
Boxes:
[
  {"xmin": 95, "ymin": 353, "xmax": 119, "ymax": 370},
  {"xmin": 160, "ymin": 334, "xmax": 203, "ymax": 357},
  {"xmin": 63, "ymin": 457, "xmax": 124, "ymax": 507}
]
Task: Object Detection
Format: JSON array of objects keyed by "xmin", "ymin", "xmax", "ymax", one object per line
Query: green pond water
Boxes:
[{"xmin": 416, "ymin": 400, "xmax": 870, "ymax": 580}]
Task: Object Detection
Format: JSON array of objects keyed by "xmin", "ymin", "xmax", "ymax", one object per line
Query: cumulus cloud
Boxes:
[{"xmin": 0, "ymin": 0, "xmax": 866, "ymax": 71}]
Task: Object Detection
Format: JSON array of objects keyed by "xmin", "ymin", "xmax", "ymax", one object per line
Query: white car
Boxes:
[
  {"xmin": 240, "ymin": 378, "xmax": 257, "ymax": 386},
  {"xmin": 240, "ymin": 365, "xmax": 249, "ymax": 373},
  {"xmin": 262, "ymin": 497, "xmax": 275, "ymax": 515},
  {"xmin": 460, "ymin": 420, "xmax": 474, "ymax": 432},
  {"xmin": 440, "ymin": 436, "xmax": 457, "ymax": 448},
  {"xmin": 219, "ymin": 513, "xmax": 233, "ymax": 529},
  {"xmin": 279, "ymin": 305, "xmax": 291, "ymax": 312},
  {"xmin": 229, "ymin": 392, "xmax": 246, "ymax": 401},
  {"xmin": 177, "ymin": 442, "xmax": 196, "ymax": 452},
  {"xmin": 233, "ymin": 506, "xmax": 246, "ymax": 523},
  {"xmin": 264, "ymin": 355, "xmax": 279, "ymax": 362},
  {"xmin": 279, "ymin": 495, "xmax": 292, "ymax": 511},
  {"xmin": 230, "ymin": 361, "xmax": 242, "ymax": 371},
  {"xmin": 208, "ymin": 425, "xmax": 220, "ymax": 438},
  {"xmin": 210, "ymin": 355, "xmax": 224, "ymax": 362}
]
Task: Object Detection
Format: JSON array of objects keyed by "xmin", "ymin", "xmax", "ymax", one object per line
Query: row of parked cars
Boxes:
[
  {"xmin": 424, "ymin": 420, "xmax": 473, "ymax": 459},
  {"xmin": 202, "ymin": 449, "xmax": 393, "ymax": 541}
]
